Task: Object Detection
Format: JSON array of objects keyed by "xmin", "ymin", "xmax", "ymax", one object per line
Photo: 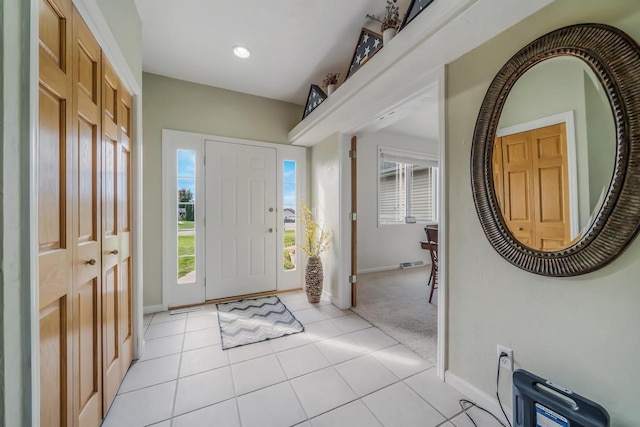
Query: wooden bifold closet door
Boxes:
[
  {"xmin": 38, "ymin": 0, "xmax": 133, "ymax": 425},
  {"xmin": 71, "ymin": 8, "xmax": 103, "ymax": 427},
  {"xmin": 101, "ymin": 54, "xmax": 133, "ymax": 414}
]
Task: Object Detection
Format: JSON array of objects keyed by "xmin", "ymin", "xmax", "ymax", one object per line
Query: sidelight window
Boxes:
[
  {"xmin": 177, "ymin": 150, "xmax": 196, "ymax": 282},
  {"xmin": 283, "ymin": 160, "xmax": 297, "ymax": 271}
]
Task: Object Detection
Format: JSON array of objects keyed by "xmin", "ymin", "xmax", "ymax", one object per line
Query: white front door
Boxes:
[{"xmin": 205, "ymin": 141, "xmax": 278, "ymax": 300}]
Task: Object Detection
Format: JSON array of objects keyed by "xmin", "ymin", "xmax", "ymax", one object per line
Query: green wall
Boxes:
[
  {"xmin": 142, "ymin": 73, "xmax": 302, "ymax": 306},
  {"xmin": 310, "ymin": 132, "xmax": 342, "ymax": 300},
  {"xmin": 584, "ymin": 72, "xmax": 616, "ymax": 213},
  {"xmin": 96, "ymin": 0, "xmax": 143, "ymax": 87},
  {"xmin": 446, "ymin": 0, "xmax": 640, "ymax": 425}
]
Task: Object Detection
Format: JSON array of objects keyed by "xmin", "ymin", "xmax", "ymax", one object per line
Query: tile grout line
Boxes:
[
  {"xmin": 129, "ymin": 304, "xmax": 449, "ymax": 426},
  {"xmin": 168, "ymin": 321, "xmax": 188, "ymax": 425},
  {"xmin": 401, "ymin": 368, "xmax": 466, "ymax": 423},
  {"xmin": 119, "ymin": 324, "xmax": 412, "ymax": 399},
  {"xmin": 225, "ymin": 348, "xmax": 243, "ymax": 427},
  {"xmin": 396, "ymin": 369, "xmax": 450, "ymax": 425},
  {"xmin": 159, "ymin": 395, "xmax": 238, "ymax": 424},
  {"xmin": 273, "ymin": 345, "xmax": 310, "ymax": 423},
  {"xmin": 304, "ymin": 372, "xmax": 426, "ymax": 425},
  {"xmin": 331, "ymin": 360, "xmax": 389, "ymax": 427}
]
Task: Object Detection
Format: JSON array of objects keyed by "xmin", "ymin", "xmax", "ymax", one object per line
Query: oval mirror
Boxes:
[
  {"xmin": 493, "ymin": 56, "xmax": 616, "ymax": 252},
  {"xmin": 471, "ymin": 24, "xmax": 640, "ymax": 276}
]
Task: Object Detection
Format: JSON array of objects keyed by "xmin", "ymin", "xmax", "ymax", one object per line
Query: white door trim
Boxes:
[
  {"xmin": 338, "ymin": 66, "xmax": 448, "ymax": 380},
  {"xmin": 497, "ymin": 111, "xmax": 579, "ymax": 238},
  {"xmin": 161, "ymin": 130, "xmax": 306, "ymax": 308},
  {"xmin": 435, "ymin": 66, "xmax": 447, "ymax": 379},
  {"xmin": 71, "ymin": 0, "xmax": 142, "ymax": 94}
]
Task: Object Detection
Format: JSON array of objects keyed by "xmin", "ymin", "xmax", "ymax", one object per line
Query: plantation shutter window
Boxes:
[{"xmin": 378, "ymin": 147, "xmax": 438, "ymax": 225}]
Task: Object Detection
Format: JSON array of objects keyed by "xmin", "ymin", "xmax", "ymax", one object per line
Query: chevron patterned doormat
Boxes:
[{"xmin": 217, "ymin": 295, "xmax": 304, "ymax": 350}]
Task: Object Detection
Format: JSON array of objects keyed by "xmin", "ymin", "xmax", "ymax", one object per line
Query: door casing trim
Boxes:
[{"xmin": 161, "ymin": 129, "xmax": 307, "ymax": 309}]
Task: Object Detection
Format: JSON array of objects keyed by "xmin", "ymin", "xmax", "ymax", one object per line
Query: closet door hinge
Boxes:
[
  {"xmin": 349, "ymin": 150, "xmax": 357, "ymax": 159},
  {"xmin": 349, "ymin": 212, "xmax": 357, "ymax": 221},
  {"xmin": 349, "ymin": 275, "xmax": 357, "ymax": 283}
]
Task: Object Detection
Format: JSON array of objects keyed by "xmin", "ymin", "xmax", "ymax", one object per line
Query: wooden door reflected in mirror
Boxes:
[
  {"xmin": 471, "ymin": 24, "xmax": 640, "ymax": 276},
  {"xmin": 491, "ymin": 56, "xmax": 615, "ymax": 252}
]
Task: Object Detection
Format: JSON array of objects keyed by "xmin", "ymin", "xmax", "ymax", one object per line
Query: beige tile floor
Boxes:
[{"xmin": 102, "ymin": 291, "xmax": 503, "ymax": 427}]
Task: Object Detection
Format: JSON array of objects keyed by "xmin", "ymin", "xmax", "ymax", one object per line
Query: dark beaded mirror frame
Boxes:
[{"xmin": 471, "ymin": 24, "xmax": 640, "ymax": 276}]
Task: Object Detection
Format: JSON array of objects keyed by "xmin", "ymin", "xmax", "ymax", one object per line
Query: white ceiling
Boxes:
[
  {"xmin": 355, "ymin": 83, "xmax": 440, "ymax": 141},
  {"xmin": 134, "ymin": 0, "xmax": 412, "ymax": 105},
  {"xmin": 383, "ymin": 98, "xmax": 439, "ymax": 141}
]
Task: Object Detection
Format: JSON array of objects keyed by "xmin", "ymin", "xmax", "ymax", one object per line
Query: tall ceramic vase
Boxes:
[
  {"xmin": 305, "ymin": 256, "xmax": 323, "ymax": 303},
  {"xmin": 383, "ymin": 28, "xmax": 397, "ymax": 45}
]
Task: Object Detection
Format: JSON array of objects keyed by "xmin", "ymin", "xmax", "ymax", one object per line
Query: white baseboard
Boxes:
[
  {"xmin": 143, "ymin": 305, "xmax": 165, "ymax": 314},
  {"xmin": 445, "ymin": 371, "xmax": 512, "ymax": 424},
  {"xmin": 357, "ymin": 263, "xmax": 430, "ymax": 274},
  {"xmin": 357, "ymin": 265, "xmax": 400, "ymax": 274}
]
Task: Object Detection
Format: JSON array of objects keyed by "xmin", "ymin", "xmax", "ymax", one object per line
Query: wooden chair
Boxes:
[{"xmin": 423, "ymin": 226, "xmax": 438, "ymax": 303}]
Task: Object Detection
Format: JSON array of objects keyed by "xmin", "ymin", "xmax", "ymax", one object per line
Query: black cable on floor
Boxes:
[
  {"xmin": 457, "ymin": 353, "xmax": 512, "ymax": 427},
  {"xmin": 459, "ymin": 399, "xmax": 509, "ymax": 427}
]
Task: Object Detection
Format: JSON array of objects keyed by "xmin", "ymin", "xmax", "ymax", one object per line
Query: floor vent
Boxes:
[{"xmin": 400, "ymin": 261, "xmax": 425, "ymax": 269}]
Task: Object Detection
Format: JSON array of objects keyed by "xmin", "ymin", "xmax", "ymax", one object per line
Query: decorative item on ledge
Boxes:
[
  {"xmin": 367, "ymin": 0, "xmax": 401, "ymax": 45},
  {"xmin": 302, "ymin": 84, "xmax": 327, "ymax": 120},
  {"xmin": 345, "ymin": 28, "xmax": 383, "ymax": 80},
  {"xmin": 299, "ymin": 201, "xmax": 332, "ymax": 303},
  {"xmin": 321, "ymin": 72, "xmax": 340, "ymax": 96},
  {"xmin": 400, "ymin": 0, "xmax": 436, "ymax": 30}
]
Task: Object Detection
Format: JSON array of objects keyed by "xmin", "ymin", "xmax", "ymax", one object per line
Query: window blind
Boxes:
[{"xmin": 378, "ymin": 147, "xmax": 438, "ymax": 224}]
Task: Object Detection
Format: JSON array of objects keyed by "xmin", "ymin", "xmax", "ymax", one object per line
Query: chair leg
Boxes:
[{"xmin": 428, "ymin": 266, "xmax": 437, "ymax": 303}]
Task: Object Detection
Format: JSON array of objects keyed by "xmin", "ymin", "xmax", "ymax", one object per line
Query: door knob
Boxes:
[
  {"xmin": 110, "ymin": 249, "xmax": 119, "ymax": 255},
  {"xmin": 268, "ymin": 228, "xmax": 273, "ymax": 233},
  {"xmin": 517, "ymin": 227, "xmax": 523, "ymax": 231},
  {"xmin": 86, "ymin": 259, "xmax": 96, "ymax": 266},
  {"xmin": 269, "ymin": 207, "xmax": 274, "ymax": 212}
]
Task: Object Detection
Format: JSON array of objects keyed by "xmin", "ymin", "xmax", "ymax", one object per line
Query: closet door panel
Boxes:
[
  {"xmin": 39, "ymin": 0, "xmax": 73, "ymax": 425},
  {"xmin": 118, "ymin": 98, "xmax": 133, "ymax": 375},
  {"xmin": 72, "ymin": 8, "xmax": 103, "ymax": 426},
  {"xmin": 102, "ymin": 55, "xmax": 133, "ymax": 413},
  {"xmin": 40, "ymin": 298, "xmax": 69, "ymax": 427}
]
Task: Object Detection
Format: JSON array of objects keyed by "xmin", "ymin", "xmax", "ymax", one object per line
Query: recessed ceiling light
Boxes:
[{"xmin": 233, "ymin": 46, "xmax": 251, "ymax": 59}]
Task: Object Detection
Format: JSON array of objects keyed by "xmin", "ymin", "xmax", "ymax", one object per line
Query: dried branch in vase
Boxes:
[
  {"xmin": 367, "ymin": 0, "xmax": 400, "ymax": 32},
  {"xmin": 321, "ymin": 72, "xmax": 340, "ymax": 90}
]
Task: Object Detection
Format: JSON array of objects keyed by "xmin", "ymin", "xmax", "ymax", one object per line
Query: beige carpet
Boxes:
[{"xmin": 351, "ymin": 267, "xmax": 438, "ymax": 364}]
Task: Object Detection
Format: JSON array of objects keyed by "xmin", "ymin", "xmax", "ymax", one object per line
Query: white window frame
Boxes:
[
  {"xmin": 377, "ymin": 146, "xmax": 439, "ymax": 227},
  {"xmin": 162, "ymin": 134, "xmax": 206, "ymax": 307}
]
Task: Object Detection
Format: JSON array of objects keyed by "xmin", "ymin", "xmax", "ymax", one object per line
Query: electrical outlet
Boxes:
[{"xmin": 497, "ymin": 345, "xmax": 513, "ymax": 371}]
